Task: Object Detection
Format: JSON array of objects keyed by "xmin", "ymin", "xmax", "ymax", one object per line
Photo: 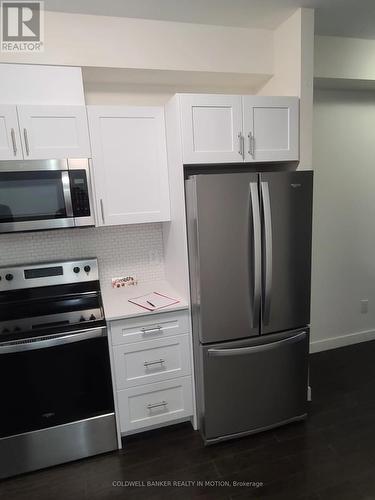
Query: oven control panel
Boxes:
[{"xmin": 0, "ymin": 258, "xmax": 99, "ymax": 291}]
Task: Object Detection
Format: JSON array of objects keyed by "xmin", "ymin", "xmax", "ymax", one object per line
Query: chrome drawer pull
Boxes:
[
  {"xmin": 11, "ymin": 128, "xmax": 17, "ymax": 156},
  {"xmin": 147, "ymin": 400, "xmax": 167, "ymax": 410},
  {"xmin": 23, "ymin": 128, "xmax": 30, "ymax": 156},
  {"xmin": 144, "ymin": 358, "xmax": 165, "ymax": 368},
  {"xmin": 141, "ymin": 326, "xmax": 162, "ymax": 335}
]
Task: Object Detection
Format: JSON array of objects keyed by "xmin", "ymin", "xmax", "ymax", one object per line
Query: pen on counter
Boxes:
[{"xmin": 147, "ymin": 300, "xmax": 156, "ymax": 308}]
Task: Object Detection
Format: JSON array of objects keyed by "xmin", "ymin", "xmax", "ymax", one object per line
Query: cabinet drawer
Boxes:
[
  {"xmin": 118, "ymin": 377, "xmax": 193, "ymax": 432},
  {"xmin": 113, "ymin": 334, "xmax": 191, "ymax": 389},
  {"xmin": 110, "ymin": 310, "xmax": 189, "ymax": 346}
]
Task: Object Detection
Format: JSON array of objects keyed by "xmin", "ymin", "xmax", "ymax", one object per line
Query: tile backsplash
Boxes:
[{"xmin": 0, "ymin": 224, "xmax": 165, "ymax": 285}]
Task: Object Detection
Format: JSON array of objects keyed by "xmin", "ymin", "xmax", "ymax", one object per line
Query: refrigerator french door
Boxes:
[{"xmin": 185, "ymin": 170, "xmax": 313, "ymax": 443}]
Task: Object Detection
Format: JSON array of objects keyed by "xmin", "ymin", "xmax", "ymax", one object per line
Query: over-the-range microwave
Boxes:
[{"xmin": 0, "ymin": 158, "xmax": 95, "ymax": 233}]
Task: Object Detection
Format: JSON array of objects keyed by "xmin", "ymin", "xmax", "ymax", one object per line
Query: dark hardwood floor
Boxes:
[{"xmin": 2, "ymin": 341, "xmax": 375, "ymax": 500}]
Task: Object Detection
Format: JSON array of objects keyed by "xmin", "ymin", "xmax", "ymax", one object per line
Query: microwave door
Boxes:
[{"xmin": 0, "ymin": 169, "xmax": 75, "ymax": 233}]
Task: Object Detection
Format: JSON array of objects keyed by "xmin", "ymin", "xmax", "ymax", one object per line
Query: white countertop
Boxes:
[{"xmin": 101, "ymin": 280, "xmax": 189, "ymax": 321}]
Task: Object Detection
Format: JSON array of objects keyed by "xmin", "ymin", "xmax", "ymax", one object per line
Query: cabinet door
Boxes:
[
  {"xmin": 17, "ymin": 105, "xmax": 91, "ymax": 159},
  {"xmin": 243, "ymin": 96, "xmax": 299, "ymax": 162},
  {"xmin": 0, "ymin": 106, "xmax": 23, "ymax": 160},
  {"xmin": 180, "ymin": 94, "xmax": 243, "ymax": 164},
  {"xmin": 87, "ymin": 106, "xmax": 170, "ymax": 226}
]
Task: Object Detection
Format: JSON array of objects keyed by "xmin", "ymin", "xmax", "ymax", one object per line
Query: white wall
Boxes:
[
  {"xmin": 0, "ymin": 11, "xmax": 273, "ymax": 78},
  {"xmin": 311, "ymin": 89, "xmax": 375, "ymax": 352},
  {"xmin": 315, "ymin": 36, "xmax": 375, "ymax": 81},
  {"xmin": 259, "ymin": 8, "xmax": 314, "ymax": 170}
]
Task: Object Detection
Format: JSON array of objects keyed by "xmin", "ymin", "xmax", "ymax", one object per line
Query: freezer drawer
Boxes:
[{"xmin": 200, "ymin": 329, "xmax": 309, "ymax": 442}]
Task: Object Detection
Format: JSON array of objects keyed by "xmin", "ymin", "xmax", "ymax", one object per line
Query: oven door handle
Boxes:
[{"xmin": 0, "ymin": 327, "xmax": 107, "ymax": 354}]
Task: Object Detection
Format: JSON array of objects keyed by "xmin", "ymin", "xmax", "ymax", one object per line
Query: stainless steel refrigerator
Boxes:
[{"xmin": 185, "ymin": 170, "xmax": 313, "ymax": 444}]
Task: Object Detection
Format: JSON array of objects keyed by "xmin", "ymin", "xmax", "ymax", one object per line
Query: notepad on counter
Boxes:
[{"xmin": 128, "ymin": 292, "xmax": 180, "ymax": 311}]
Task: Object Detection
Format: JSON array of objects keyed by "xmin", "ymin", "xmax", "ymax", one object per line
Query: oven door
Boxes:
[
  {"xmin": 0, "ymin": 328, "xmax": 115, "ymax": 439},
  {"xmin": 0, "ymin": 167, "xmax": 74, "ymax": 233}
]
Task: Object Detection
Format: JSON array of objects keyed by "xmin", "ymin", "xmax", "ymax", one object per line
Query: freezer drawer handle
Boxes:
[
  {"xmin": 141, "ymin": 326, "xmax": 162, "ymax": 335},
  {"xmin": 147, "ymin": 400, "xmax": 168, "ymax": 410},
  {"xmin": 144, "ymin": 358, "xmax": 165, "ymax": 368},
  {"xmin": 207, "ymin": 332, "xmax": 306, "ymax": 357}
]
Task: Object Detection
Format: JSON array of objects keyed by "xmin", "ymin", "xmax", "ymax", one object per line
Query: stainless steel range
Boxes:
[{"xmin": 0, "ymin": 258, "xmax": 118, "ymax": 479}]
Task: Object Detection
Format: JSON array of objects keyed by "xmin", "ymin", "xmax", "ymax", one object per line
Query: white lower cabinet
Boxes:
[
  {"xmin": 113, "ymin": 334, "xmax": 191, "ymax": 389},
  {"xmin": 111, "ymin": 309, "xmax": 190, "ymax": 346},
  {"xmin": 117, "ymin": 377, "xmax": 193, "ymax": 433},
  {"xmin": 108, "ymin": 309, "xmax": 194, "ymax": 435}
]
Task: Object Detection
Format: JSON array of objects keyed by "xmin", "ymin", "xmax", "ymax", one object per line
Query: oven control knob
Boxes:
[
  {"xmin": 14, "ymin": 326, "xmax": 21, "ymax": 332},
  {"xmin": 2, "ymin": 328, "xmax": 9, "ymax": 333},
  {"xmin": 84, "ymin": 265, "xmax": 91, "ymax": 273},
  {"xmin": 89, "ymin": 314, "xmax": 96, "ymax": 321},
  {"xmin": 79, "ymin": 316, "xmax": 85, "ymax": 322},
  {"xmin": 73, "ymin": 267, "xmax": 80, "ymax": 274},
  {"xmin": 5, "ymin": 274, "xmax": 13, "ymax": 281}
]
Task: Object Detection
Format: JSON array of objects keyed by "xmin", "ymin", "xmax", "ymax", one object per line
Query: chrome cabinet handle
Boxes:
[
  {"xmin": 238, "ymin": 132, "xmax": 244, "ymax": 158},
  {"xmin": 248, "ymin": 132, "xmax": 255, "ymax": 158},
  {"xmin": 10, "ymin": 128, "xmax": 17, "ymax": 156},
  {"xmin": 249, "ymin": 182, "xmax": 261, "ymax": 329},
  {"xmin": 141, "ymin": 326, "xmax": 162, "ymax": 335},
  {"xmin": 99, "ymin": 199, "xmax": 105, "ymax": 224},
  {"xmin": 147, "ymin": 401, "xmax": 167, "ymax": 410},
  {"xmin": 261, "ymin": 181, "xmax": 273, "ymax": 325},
  {"xmin": 144, "ymin": 358, "xmax": 165, "ymax": 368},
  {"xmin": 23, "ymin": 128, "xmax": 30, "ymax": 156}
]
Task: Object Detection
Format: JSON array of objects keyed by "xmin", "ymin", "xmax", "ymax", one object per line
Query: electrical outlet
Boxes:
[
  {"xmin": 360, "ymin": 299, "xmax": 369, "ymax": 314},
  {"xmin": 111, "ymin": 276, "xmax": 138, "ymax": 288}
]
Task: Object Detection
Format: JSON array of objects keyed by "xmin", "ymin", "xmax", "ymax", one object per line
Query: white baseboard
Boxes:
[{"xmin": 310, "ymin": 328, "xmax": 375, "ymax": 353}]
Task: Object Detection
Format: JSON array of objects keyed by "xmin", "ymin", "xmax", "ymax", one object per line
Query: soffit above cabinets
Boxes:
[{"xmin": 82, "ymin": 67, "xmax": 273, "ymax": 97}]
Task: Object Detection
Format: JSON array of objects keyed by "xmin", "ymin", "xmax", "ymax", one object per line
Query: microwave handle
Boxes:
[{"xmin": 61, "ymin": 171, "xmax": 74, "ymax": 217}]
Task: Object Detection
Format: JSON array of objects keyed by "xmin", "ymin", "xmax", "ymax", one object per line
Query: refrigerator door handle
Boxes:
[
  {"xmin": 261, "ymin": 181, "xmax": 273, "ymax": 325},
  {"xmin": 208, "ymin": 332, "xmax": 306, "ymax": 357},
  {"xmin": 250, "ymin": 182, "xmax": 261, "ymax": 328}
]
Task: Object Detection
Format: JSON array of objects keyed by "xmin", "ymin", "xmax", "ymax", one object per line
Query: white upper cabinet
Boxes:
[
  {"xmin": 242, "ymin": 96, "xmax": 299, "ymax": 162},
  {"xmin": 180, "ymin": 94, "xmax": 243, "ymax": 164},
  {"xmin": 88, "ymin": 106, "xmax": 170, "ymax": 226},
  {"xmin": 17, "ymin": 105, "xmax": 91, "ymax": 160},
  {"xmin": 0, "ymin": 106, "xmax": 23, "ymax": 160},
  {"xmin": 178, "ymin": 94, "xmax": 299, "ymax": 164}
]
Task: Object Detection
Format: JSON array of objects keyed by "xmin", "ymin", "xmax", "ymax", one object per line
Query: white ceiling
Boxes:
[{"xmin": 45, "ymin": 0, "xmax": 375, "ymax": 39}]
